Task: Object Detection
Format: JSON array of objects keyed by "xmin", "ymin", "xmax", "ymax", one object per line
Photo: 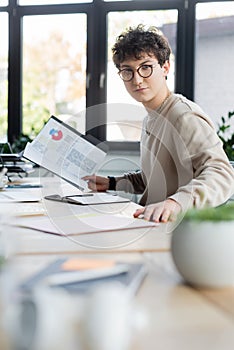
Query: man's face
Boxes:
[{"xmin": 118, "ymin": 53, "xmax": 170, "ymax": 109}]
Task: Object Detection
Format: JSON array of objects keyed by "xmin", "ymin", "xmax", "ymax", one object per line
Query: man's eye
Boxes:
[{"xmin": 141, "ymin": 65, "xmax": 151, "ymax": 70}]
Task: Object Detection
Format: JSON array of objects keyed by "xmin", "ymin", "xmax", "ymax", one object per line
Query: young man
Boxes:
[{"xmin": 83, "ymin": 25, "xmax": 234, "ymax": 223}]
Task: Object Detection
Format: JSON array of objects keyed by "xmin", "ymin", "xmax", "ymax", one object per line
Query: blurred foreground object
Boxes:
[{"xmin": 171, "ymin": 203, "xmax": 234, "ymax": 288}]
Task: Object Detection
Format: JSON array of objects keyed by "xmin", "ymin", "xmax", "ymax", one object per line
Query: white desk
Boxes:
[
  {"xmin": 3, "ymin": 176, "xmax": 173, "ymax": 255},
  {"xmin": 1, "ymin": 252, "xmax": 234, "ymax": 350},
  {"xmin": 0, "ymin": 177, "xmax": 234, "ymax": 350}
]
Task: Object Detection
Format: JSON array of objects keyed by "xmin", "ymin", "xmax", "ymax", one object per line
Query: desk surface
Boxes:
[
  {"xmin": 0, "ymin": 177, "xmax": 234, "ymax": 350},
  {"xmin": 1, "ymin": 252, "xmax": 234, "ymax": 350},
  {"xmin": 2, "ymin": 176, "xmax": 173, "ymax": 255}
]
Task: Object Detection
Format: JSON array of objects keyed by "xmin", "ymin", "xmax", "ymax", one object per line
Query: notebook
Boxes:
[
  {"xmin": 23, "ymin": 116, "xmax": 108, "ymax": 191},
  {"xmin": 20, "ymin": 257, "xmax": 147, "ymax": 296},
  {"xmin": 44, "ymin": 192, "xmax": 130, "ymax": 205}
]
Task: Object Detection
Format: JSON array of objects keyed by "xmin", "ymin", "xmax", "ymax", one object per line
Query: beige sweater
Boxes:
[{"xmin": 115, "ymin": 93, "xmax": 234, "ymax": 211}]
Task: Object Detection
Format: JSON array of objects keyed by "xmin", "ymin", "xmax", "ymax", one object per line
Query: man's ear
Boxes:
[{"xmin": 162, "ymin": 60, "xmax": 170, "ymax": 78}]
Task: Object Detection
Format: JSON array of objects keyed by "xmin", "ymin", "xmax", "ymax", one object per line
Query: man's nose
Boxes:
[{"xmin": 132, "ymin": 71, "xmax": 143, "ymax": 84}]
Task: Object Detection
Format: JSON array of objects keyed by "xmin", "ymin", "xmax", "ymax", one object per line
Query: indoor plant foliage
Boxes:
[
  {"xmin": 11, "ymin": 133, "xmax": 34, "ymax": 153},
  {"xmin": 217, "ymin": 110, "xmax": 234, "ymax": 161},
  {"xmin": 171, "ymin": 203, "xmax": 234, "ymax": 288},
  {"xmin": 183, "ymin": 203, "xmax": 234, "ymax": 221}
]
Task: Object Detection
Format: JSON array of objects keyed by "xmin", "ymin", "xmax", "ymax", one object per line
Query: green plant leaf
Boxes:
[
  {"xmin": 183, "ymin": 203, "xmax": 234, "ymax": 222},
  {"xmin": 217, "ymin": 109, "xmax": 234, "ymax": 161}
]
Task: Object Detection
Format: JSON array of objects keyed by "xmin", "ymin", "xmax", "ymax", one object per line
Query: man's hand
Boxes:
[
  {"xmin": 133, "ymin": 198, "xmax": 181, "ymax": 223},
  {"xmin": 82, "ymin": 174, "xmax": 109, "ymax": 192}
]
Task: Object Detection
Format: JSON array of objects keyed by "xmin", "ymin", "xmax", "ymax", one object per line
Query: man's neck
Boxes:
[{"xmin": 144, "ymin": 87, "xmax": 171, "ymax": 112}]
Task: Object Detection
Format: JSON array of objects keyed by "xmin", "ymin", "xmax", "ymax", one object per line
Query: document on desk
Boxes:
[
  {"xmin": 16, "ymin": 211, "xmax": 157, "ymax": 236},
  {"xmin": 0, "ymin": 189, "xmax": 42, "ymax": 202},
  {"xmin": 23, "ymin": 116, "xmax": 107, "ymax": 191}
]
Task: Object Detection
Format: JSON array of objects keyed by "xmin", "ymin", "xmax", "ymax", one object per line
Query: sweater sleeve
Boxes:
[
  {"xmin": 169, "ymin": 112, "xmax": 234, "ymax": 211},
  {"xmin": 115, "ymin": 170, "xmax": 146, "ymax": 194}
]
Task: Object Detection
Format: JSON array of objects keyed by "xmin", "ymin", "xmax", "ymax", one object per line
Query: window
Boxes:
[
  {"xmin": 107, "ymin": 9, "xmax": 177, "ymax": 141},
  {"xmin": 19, "ymin": 0, "xmax": 92, "ymax": 4},
  {"xmin": 0, "ymin": 12, "xmax": 8, "ymax": 142},
  {"xmin": 195, "ymin": 1, "xmax": 234, "ymax": 126},
  {"xmin": 104, "ymin": 0, "xmax": 134, "ymax": 2},
  {"xmin": 7, "ymin": 0, "xmax": 234, "ymax": 150},
  {"xmin": 22, "ymin": 13, "xmax": 87, "ymax": 135}
]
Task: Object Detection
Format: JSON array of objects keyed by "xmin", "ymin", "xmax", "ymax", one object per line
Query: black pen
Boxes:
[{"xmin": 66, "ymin": 194, "xmax": 94, "ymax": 198}]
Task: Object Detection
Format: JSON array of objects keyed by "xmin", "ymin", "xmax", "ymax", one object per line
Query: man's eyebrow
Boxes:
[
  {"xmin": 120, "ymin": 60, "xmax": 155, "ymax": 69},
  {"xmin": 139, "ymin": 60, "xmax": 155, "ymax": 65}
]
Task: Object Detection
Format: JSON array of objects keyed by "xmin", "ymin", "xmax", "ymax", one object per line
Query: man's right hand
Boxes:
[{"xmin": 82, "ymin": 174, "xmax": 109, "ymax": 192}]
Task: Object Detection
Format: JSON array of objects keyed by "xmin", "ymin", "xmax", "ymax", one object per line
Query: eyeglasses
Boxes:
[{"xmin": 118, "ymin": 64, "xmax": 156, "ymax": 82}]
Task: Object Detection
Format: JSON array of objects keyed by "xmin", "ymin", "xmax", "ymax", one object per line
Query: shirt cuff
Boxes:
[{"xmin": 108, "ymin": 176, "xmax": 116, "ymax": 191}]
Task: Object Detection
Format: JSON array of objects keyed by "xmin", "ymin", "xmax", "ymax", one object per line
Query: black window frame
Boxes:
[{"xmin": 3, "ymin": 0, "xmax": 230, "ymax": 151}]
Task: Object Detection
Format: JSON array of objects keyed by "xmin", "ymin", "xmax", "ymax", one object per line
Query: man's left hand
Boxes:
[{"xmin": 133, "ymin": 198, "xmax": 181, "ymax": 223}]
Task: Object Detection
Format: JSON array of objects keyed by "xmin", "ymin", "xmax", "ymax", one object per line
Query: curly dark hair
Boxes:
[{"xmin": 112, "ymin": 24, "xmax": 171, "ymax": 68}]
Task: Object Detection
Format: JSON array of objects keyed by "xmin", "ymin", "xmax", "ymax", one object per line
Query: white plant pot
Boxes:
[{"xmin": 171, "ymin": 220, "xmax": 234, "ymax": 288}]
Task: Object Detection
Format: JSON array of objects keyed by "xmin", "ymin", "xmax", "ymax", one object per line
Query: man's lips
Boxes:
[{"xmin": 134, "ymin": 87, "xmax": 148, "ymax": 92}]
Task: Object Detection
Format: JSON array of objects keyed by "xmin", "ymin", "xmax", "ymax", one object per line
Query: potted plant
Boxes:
[
  {"xmin": 217, "ymin": 110, "xmax": 234, "ymax": 165},
  {"xmin": 171, "ymin": 203, "xmax": 234, "ymax": 288}
]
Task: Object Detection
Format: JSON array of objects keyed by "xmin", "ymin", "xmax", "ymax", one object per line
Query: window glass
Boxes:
[
  {"xmin": 195, "ymin": 2, "xmax": 234, "ymax": 126},
  {"xmin": 0, "ymin": 1, "xmax": 8, "ymax": 6},
  {"xmin": 22, "ymin": 13, "xmax": 87, "ymax": 135},
  {"xmin": 104, "ymin": 0, "xmax": 132, "ymax": 2},
  {"xmin": 19, "ymin": 0, "xmax": 92, "ymax": 4},
  {"xmin": 107, "ymin": 10, "xmax": 177, "ymax": 142},
  {"xmin": 0, "ymin": 12, "xmax": 8, "ymax": 142}
]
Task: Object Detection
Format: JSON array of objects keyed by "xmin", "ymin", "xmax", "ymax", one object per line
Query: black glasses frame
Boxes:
[{"xmin": 118, "ymin": 64, "xmax": 157, "ymax": 82}]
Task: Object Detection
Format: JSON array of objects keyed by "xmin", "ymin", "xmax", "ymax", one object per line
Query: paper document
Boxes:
[
  {"xmin": 16, "ymin": 211, "xmax": 157, "ymax": 236},
  {"xmin": 23, "ymin": 116, "xmax": 107, "ymax": 191},
  {"xmin": 0, "ymin": 189, "xmax": 42, "ymax": 202}
]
